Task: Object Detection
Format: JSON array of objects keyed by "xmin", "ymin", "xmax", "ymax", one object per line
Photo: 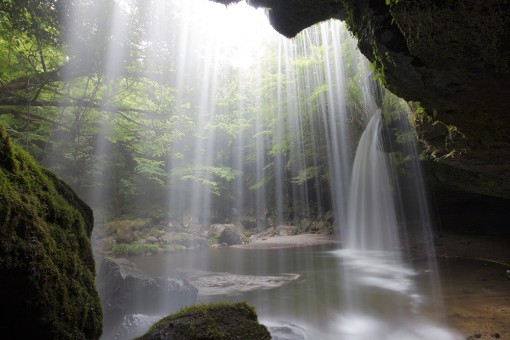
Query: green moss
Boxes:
[
  {"xmin": 409, "ymin": 102, "xmax": 466, "ymax": 161},
  {"xmin": 139, "ymin": 302, "xmax": 270, "ymax": 340},
  {"xmin": 111, "ymin": 242, "xmax": 159, "ymax": 256},
  {"xmin": 162, "ymin": 243, "xmax": 186, "ymax": 252},
  {"xmin": 105, "ymin": 218, "xmax": 153, "ymax": 243},
  {"xmin": 0, "ymin": 125, "xmax": 16, "ymax": 172},
  {"xmin": 168, "ymin": 232, "xmax": 208, "ymax": 248},
  {"xmin": 0, "ymin": 124, "xmax": 102, "ymax": 339},
  {"xmin": 208, "ymin": 236, "xmax": 219, "ymax": 245},
  {"xmin": 337, "ymin": 0, "xmax": 409, "ymax": 88}
]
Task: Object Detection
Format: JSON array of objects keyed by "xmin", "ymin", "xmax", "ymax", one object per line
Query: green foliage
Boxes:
[
  {"xmin": 0, "ymin": 0, "xmax": 70, "ymax": 45},
  {"xmin": 134, "ymin": 157, "xmax": 166, "ymax": 187},
  {"xmin": 111, "ymin": 242, "xmax": 159, "ymax": 256},
  {"xmin": 410, "ymin": 102, "xmax": 465, "ymax": 161},
  {"xmin": 247, "ymin": 162, "xmax": 274, "ymax": 191},
  {"xmin": 119, "ymin": 176, "xmax": 137, "ymax": 201},
  {"xmin": 292, "ymin": 165, "xmax": 324, "ymax": 185},
  {"xmin": 162, "ymin": 243, "xmax": 187, "ymax": 252},
  {"xmin": 382, "ymin": 91, "xmax": 408, "ymax": 122},
  {"xmin": 172, "ymin": 165, "xmax": 239, "ymax": 196}
]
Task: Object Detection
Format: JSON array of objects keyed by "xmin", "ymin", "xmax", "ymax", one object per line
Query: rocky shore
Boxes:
[{"xmin": 92, "ymin": 215, "xmax": 337, "ymax": 256}]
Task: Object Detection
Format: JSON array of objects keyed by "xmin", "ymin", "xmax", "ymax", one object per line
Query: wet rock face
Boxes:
[
  {"xmin": 97, "ymin": 257, "xmax": 198, "ymax": 337},
  {"xmin": 357, "ymin": 1, "xmax": 510, "ymax": 111},
  {"xmin": 379, "ymin": 1, "xmax": 510, "ymax": 199},
  {"xmin": 229, "ymin": 0, "xmax": 510, "ymax": 198},
  {"xmin": 249, "ymin": 0, "xmax": 347, "ymax": 38}
]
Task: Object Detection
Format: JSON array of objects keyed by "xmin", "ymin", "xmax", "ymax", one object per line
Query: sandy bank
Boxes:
[{"xmin": 231, "ymin": 231, "xmax": 510, "ymax": 266}]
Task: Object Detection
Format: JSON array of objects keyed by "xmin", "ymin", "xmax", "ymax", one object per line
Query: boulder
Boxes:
[
  {"xmin": 298, "ymin": 218, "xmax": 311, "ymax": 232},
  {"xmin": 247, "ymin": 231, "xmax": 269, "ymax": 243},
  {"xmin": 0, "ymin": 125, "xmax": 102, "ymax": 339},
  {"xmin": 266, "ymin": 226, "xmax": 276, "ymax": 236},
  {"xmin": 310, "ymin": 221, "xmax": 324, "ymax": 232},
  {"xmin": 146, "ymin": 236, "xmax": 159, "ymax": 244},
  {"xmin": 209, "ymin": 223, "xmax": 234, "ymax": 238},
  {"xmin": 276, "ymin": 225, "xmax": 297, "ymax": 236},
  {"xmin": 324, "ymin": 211, "xmax": 335, "ymax": 223},
  {"xmin": 97, "ymin": 257, "xmax": 197, "ymax": 335},
  {"xmin": 105, "ymin": 218, "xmax": 153, "ymax": 243},
  {"xmin": 138, "ymin": 302, "xmax": 271, "ymax": 340},
  {"xmin": 217, "ymin": 225, "xmax": 242, "ymax": 245}
]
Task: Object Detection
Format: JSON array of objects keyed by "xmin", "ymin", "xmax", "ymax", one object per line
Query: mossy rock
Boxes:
[
  {"xmin": 217, "ymin": 225, "xmax": 242, "ymax": 246},
  {"xmin": 138, "ymin": 302, "xmax": 271, "ymax": 340},
  {"xmin": 105, "ymin": 218, "xmax": 153, "ymax": 243},
  {"xmin": 0, "ymin": 125, "xmax": 102, "ymax": 339}
]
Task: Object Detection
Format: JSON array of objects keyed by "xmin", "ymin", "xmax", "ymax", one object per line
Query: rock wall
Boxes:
[{"xmin": 0, "ymin": 125, "xmax": 102, "ymax": 339}]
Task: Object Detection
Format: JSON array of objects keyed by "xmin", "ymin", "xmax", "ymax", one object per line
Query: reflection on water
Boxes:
[
  {"xmin": 331, "ymin": 249, "xmax": 462, "ymax": 339},
  {"xmin": 334, "ymin": 314, "xmax": 460, "ymax": 340},
  {"xmin": 334, "ymin": 248, "xmax": 417, "ymax": 293},
  {"xmin": 126, "ymin": 246, "xmax": 464, "ymax": 339}
]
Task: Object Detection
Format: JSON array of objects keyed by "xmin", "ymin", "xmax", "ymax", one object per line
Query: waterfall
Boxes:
[
  {"xmin": 346, "ymin": 110, "xmax": 401, "ymax": 252},
  {"xmin": 333, "ymin": 109, "xmax": 458, "ymax": 339}
]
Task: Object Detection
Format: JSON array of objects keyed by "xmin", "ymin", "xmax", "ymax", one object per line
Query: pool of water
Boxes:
[{"xmin": 113, "ymin": 245, "xmax": 509, "ymax": 339}]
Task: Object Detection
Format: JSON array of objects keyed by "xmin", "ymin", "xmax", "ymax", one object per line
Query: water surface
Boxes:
[{"xmin": 127, "ymin": 246, "xmax": 470, "ymax": 339}]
